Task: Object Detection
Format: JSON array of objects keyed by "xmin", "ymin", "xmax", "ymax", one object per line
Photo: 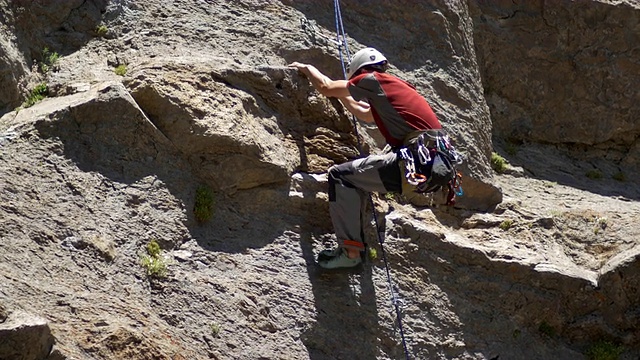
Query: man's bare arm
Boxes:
[
  {"xmin": 338, "ymin": 97, "xmax": 374, "ymax": 123},
  {"xmin": 289, "ymin": 62, "xmax": 351, "ymax": 98}
]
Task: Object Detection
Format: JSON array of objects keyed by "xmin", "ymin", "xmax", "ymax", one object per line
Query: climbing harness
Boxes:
[
  {"xmin": 398, "ymin": 130, "xmax": 464, "ymax": 205},
  {"xmin": 303, "ymin": 1, "xmax": 412, "ymax": 358}
]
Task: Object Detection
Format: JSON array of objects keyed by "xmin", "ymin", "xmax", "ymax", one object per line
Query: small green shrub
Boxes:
[
  {"xmin": 194, "ymin": 185, "xmax": 215, "ymax": 223},
  {"xmin": 491, "ymin": 152, "xmax": 508, "ymax": 174},
  {"xmin": 586, "ymin": 169, "xmax": 603, "ymax": 180},
  {"xmin": 141, "ymin": 255, "xmax": 167, "ymax": 278},
  {"xmin": 95, "ymin": 25, "xmax": 108, "ymax": 37},
  {"xmin": 499, "ymin": 219, "xmax": 514, "ymax": 231},
  {"xmin": 505, "ymin": 142, "xmax": 518, "ymax": 156},
  {"xmin": 140, "ymin": 239, "xmax": 167, "ymax": 278},
  {"xmin": 114, "ymin": 64, "xmax": 127, "ymax": 76},
  {"xmin": 22, "ymin": 83, "xmax": 48, "ymax": 108},
  {"xmin": 40, "ymin": 47, "xmax": 59, "ymax": 73},
  {"xmin": 538, "ymin": 321, "xmax": 555, "ymax": 338},
  {"xmin": 210, "ymin": 323, "xmax": 221, "ymax": 337},
  {"xmin": 612, "ymin": 172, "xmax": 625, "ymax": 182},
  {"xmin": 586, "ymin": 340, "xmax": 623, "ymax": 360},
  {"xmin": 146, "ymin": 239, "xmax": 161, "ymax": 258},
  {"xmin": 368, "ymin": 247, "xmax": 378, "ymax": 260},
  {"xmin": 549, "ymin": 210, "xmax": 562, "ymax": 217},
  {"xmin": 594, "ymin": 217, "xmax": 608, "ymax": 235}
]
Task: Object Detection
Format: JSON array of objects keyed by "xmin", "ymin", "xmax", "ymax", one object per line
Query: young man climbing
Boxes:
[{"xmin": 289, "ymin": 47, "xmax": 443, "ymax": 269}]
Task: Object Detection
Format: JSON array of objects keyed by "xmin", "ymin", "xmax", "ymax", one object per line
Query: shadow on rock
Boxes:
[
  {"xmin": 389, "ymin": 215, "xmax": 640, "ymax": 358},
  {"xmin": 1, "ymin": 1, "xmax": 110, "ymax": 114},
  {"xmin": 27, "ymin": 81, "xmax": 291, "ymax": 253},
  {"xmin": 495, "ymin": 141, "xmax": 640, "ymax": 201},
  {"xmin": 298, "ymin": 231, "xmax": 388, "ymax": 360}
]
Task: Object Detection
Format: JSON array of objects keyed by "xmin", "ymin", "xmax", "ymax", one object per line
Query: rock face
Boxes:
[
  {"xmin": 0, "ymin": 1, "xmax": 639, "ymax": 359},
  {"xmin": 0, "ymin": 0, "xmax": 107, "ymax": 113},
  {"xmin": 287, "ymin": 0, "xmax": 502, "ymax": 210},
  {"xmin": 123, "ymin": 60, "xmax": 359, "ymax": 191},
  {"xmin": 470, "ymin": 0, "xmax": 640, "ymax": 172}
]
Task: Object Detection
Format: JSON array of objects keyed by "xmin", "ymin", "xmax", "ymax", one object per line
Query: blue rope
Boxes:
[
  {"xmin": 334, "ymin": 2, "xmax": 348, "ymax": 80},
  {"xmin": 332, "ymin": 1, "xmax": 411, "ymax": 359}
]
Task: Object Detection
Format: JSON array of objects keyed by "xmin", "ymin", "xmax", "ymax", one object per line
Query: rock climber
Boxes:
[{"xmin": 289, "ymin": 47, "xmax": 443, "ymax": 269}]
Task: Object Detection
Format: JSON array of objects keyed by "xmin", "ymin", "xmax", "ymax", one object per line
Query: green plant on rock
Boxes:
[
  {"xmin": 585, "ymin": 340, "xmax": 624, "ymax": 360},
  {"xmin": 594, "ymin": 217, "xmax": 608, "ymax": 235},
  {"xmin": 499, "ymin": 219, "xmax": 514, "ymax": 231},
  {"xmin": 22, "ymin": 83, "xmax": 48, "ymax": 108},
  {"xmin": 114, "ymin": 64, "xmax": 128, "ymax": 76},
  {"xmin": 491, "ymin": 152, "xmax": 508, "ymax": 174},
  {"xmin": 505, "ymin": 141, "xmax": 519, "ymax": 156},
  {"xmin": 146, "ymin": 239, "xmax": 161, "ymax": 258},
  {"xmin": 210, "ymin": 323, "xmax": 221, "ymax": 337},
  {"xmin": 586, "ymin": 169, "xmax": 603, "ymax": 180},
  {"xmin": 512, "ymin": 329, "xmax": 521, "ymax": 339},
  {"xmin": 40, "ymin": 47, "xmax": 59, "ymax": 73},
  {"xmin": 612, "ymin": 172, "xmax": 625, "ymax": 182},
  {"xmin": 194, "ymin": 185, "xmax": 215, "ymax": 223},
  {"xmin": 538, "ymin": 321, "xmax": 556, "ymax": 338},
  {"xmin": 140, "ymin": 239, "xmax": 167, "ymax": 278},
  {"xmin": 95, "ymin": 25, "xmax": 108, "ymax": 37},
  {"xmin": 549, "ymin": 210, "xmax": 563, "ymax": 217}
]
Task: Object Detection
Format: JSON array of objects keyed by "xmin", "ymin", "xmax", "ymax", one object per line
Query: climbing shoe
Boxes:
[
  {"xmin": 317, "ymin": 248, "xmax": 362, "ymax": 269},
  {"xmin": 316, "ymin": 247, "xmax": 342, "ymax": 262}
]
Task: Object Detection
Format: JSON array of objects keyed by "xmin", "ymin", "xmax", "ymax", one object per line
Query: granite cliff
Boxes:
[{"xmin": 1, "ymin": 1, "xmax": 639, "ymax": 359}]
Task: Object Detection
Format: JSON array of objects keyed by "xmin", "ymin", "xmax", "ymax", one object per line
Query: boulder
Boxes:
[
  {"xmin": 0, "ymin": 308, "xmax": 54, "ymax": 360},
  {"xmin": 597, "ymin": 246, "xmax": 640, "ymax": 345},
  {"xmin": 124, "ymin": 59, "xmax": 362, "ymax": 192}
]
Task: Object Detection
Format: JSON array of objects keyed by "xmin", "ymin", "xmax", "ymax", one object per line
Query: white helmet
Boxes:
[{"xmin": 346, "ymin": 47, "xmax": 387, "ymax": 79}]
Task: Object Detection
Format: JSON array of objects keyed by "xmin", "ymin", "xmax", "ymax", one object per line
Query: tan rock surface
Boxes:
[{"xmin": 0, "ymin": 1, "xmax": 639, "ymax": 359}]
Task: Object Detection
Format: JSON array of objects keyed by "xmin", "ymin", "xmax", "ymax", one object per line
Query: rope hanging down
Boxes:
[{"xmin": 330, "ymin": 1, "xmax": 412, "ymax": 359}]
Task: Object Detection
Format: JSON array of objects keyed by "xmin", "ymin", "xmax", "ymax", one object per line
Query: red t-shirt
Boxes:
[{"xmin": 348, "ymin": 71, "xmax": 441, "ymax": 147}]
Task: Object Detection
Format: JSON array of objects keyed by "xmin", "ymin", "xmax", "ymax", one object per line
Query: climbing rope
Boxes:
[
  {"xmin": 330, "ymin": 1, "xmax": 412, "ymax": 358},
  {"xmin": 300, "ymin": 4, "xmax": 413, "ymax": 358}
]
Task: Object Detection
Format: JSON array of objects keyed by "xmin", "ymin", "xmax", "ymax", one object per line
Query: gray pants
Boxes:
[{"xmin": 328, "ymin": 151, "xmax": 402, "ymax": 251}]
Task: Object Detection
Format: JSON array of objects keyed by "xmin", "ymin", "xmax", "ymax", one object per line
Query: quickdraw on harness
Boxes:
[{"xmin": 398, "ymin": 130, "xmax": 464, "ymax": 205}]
